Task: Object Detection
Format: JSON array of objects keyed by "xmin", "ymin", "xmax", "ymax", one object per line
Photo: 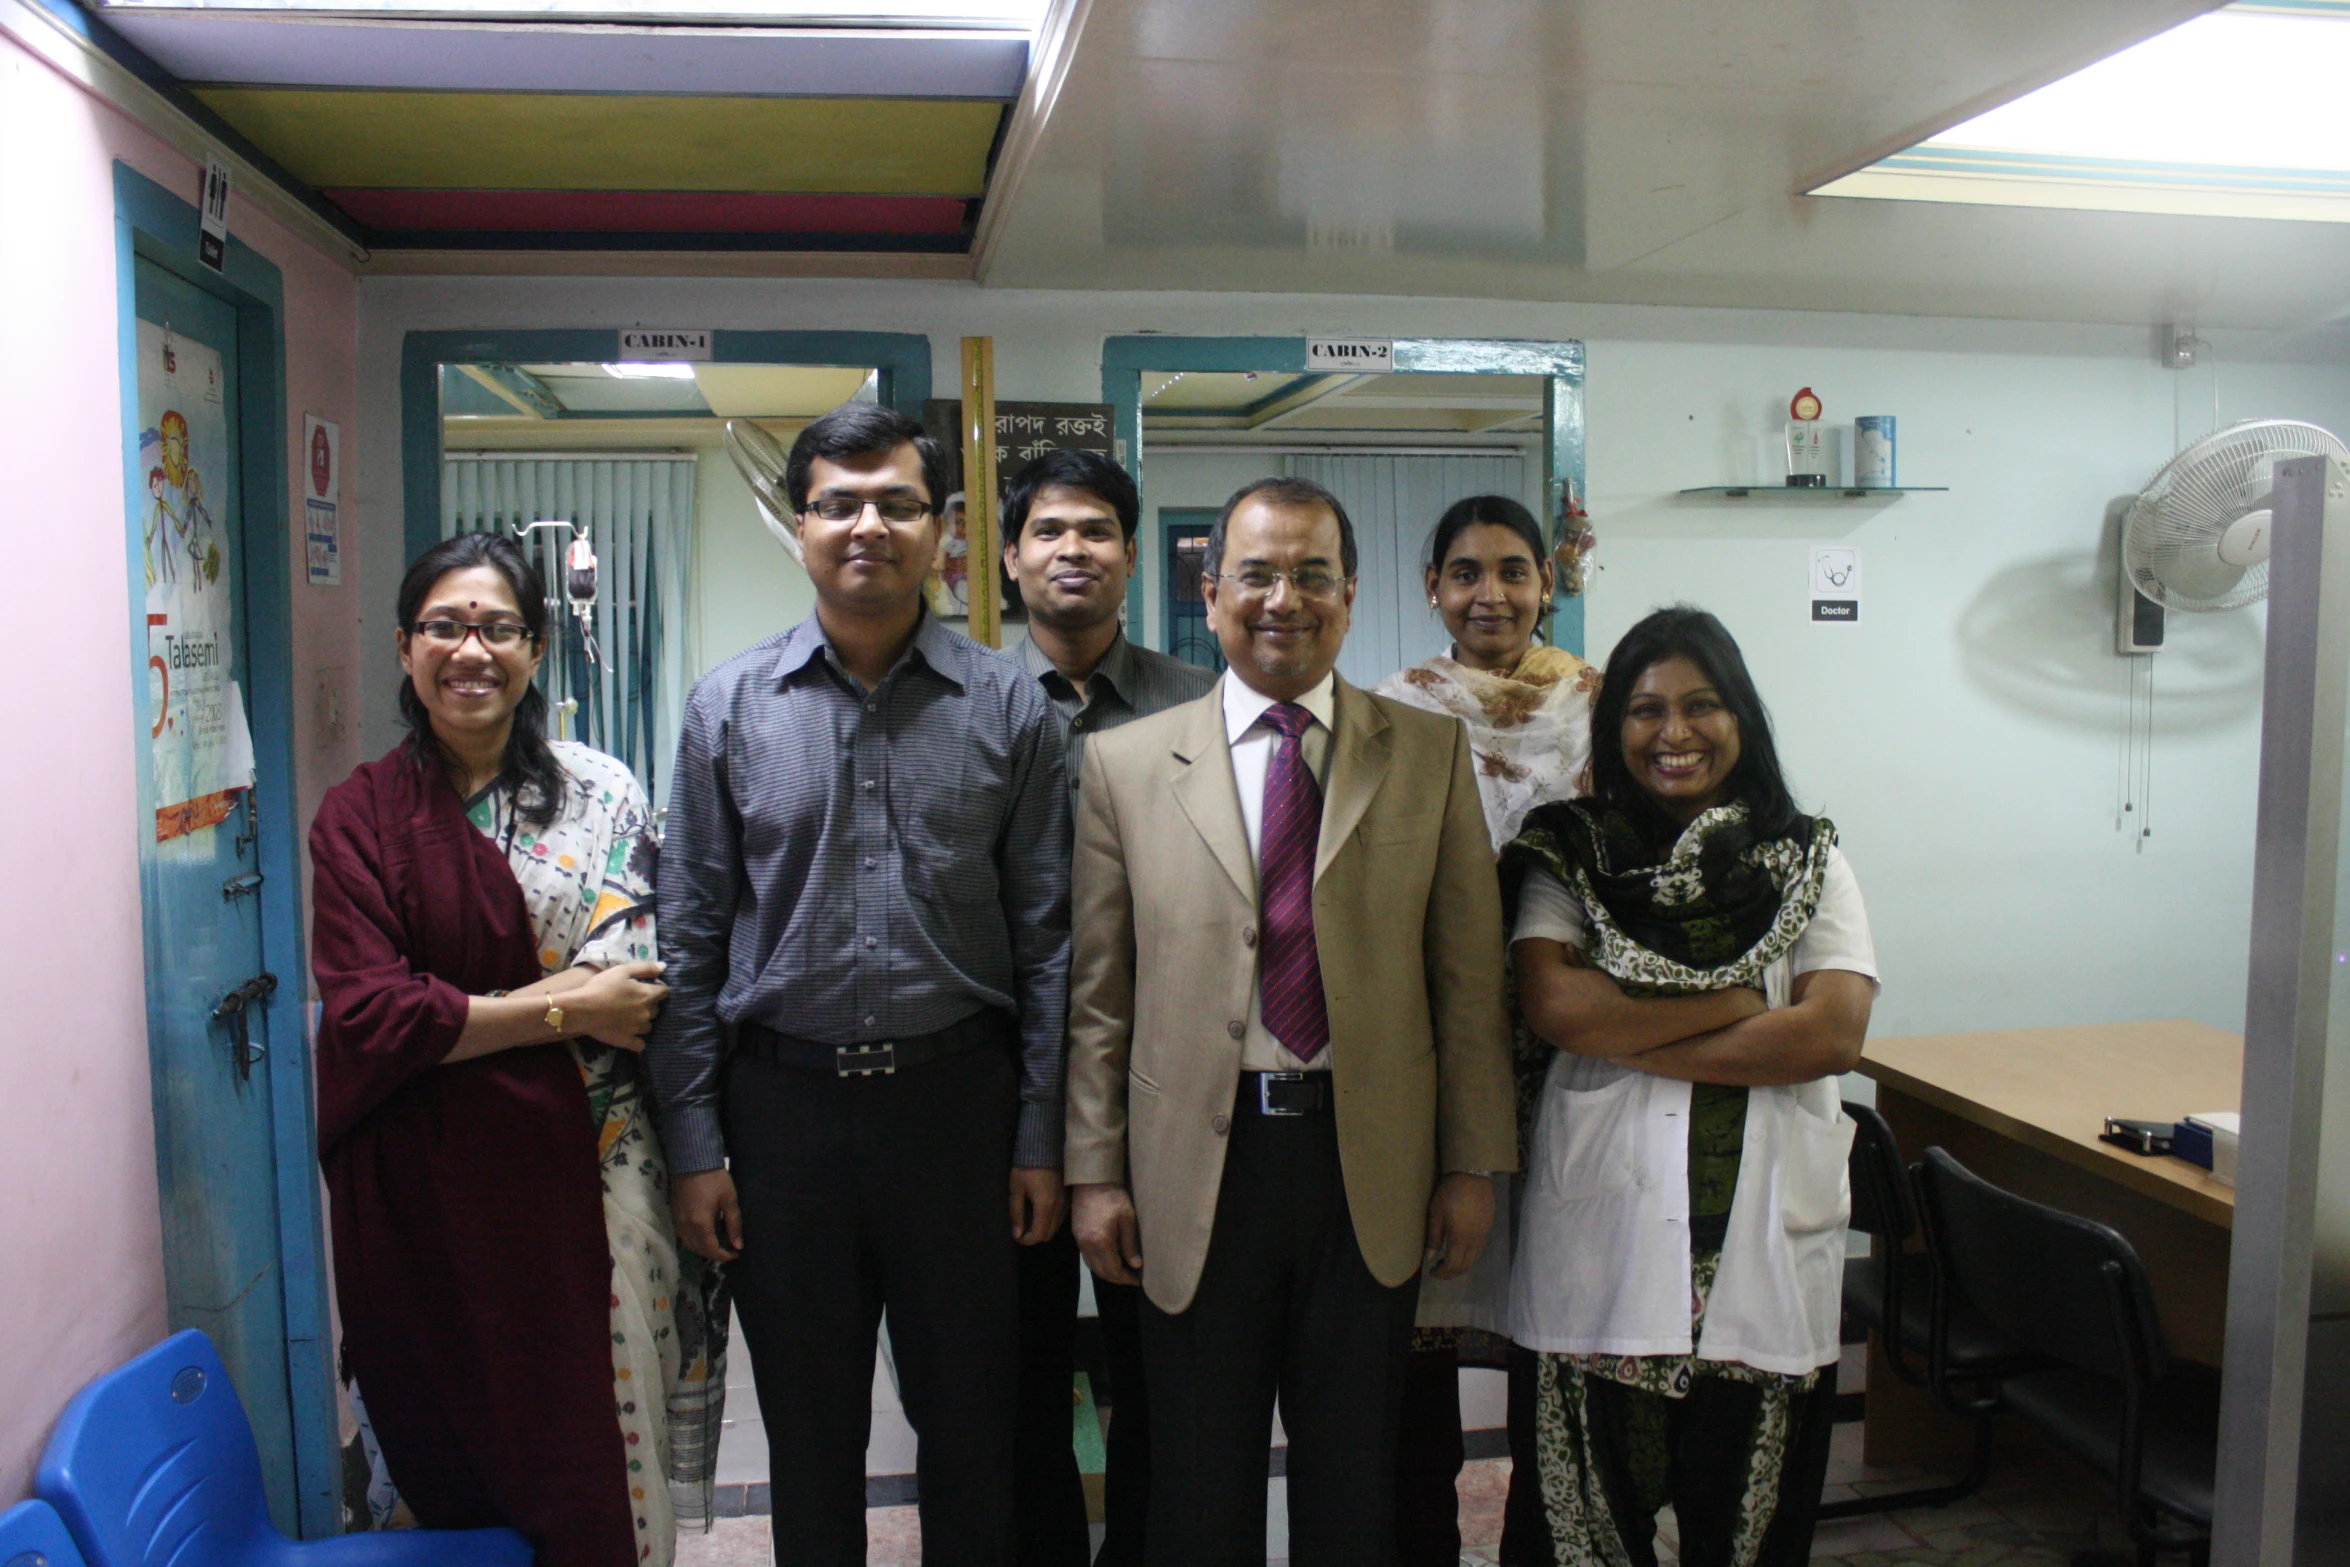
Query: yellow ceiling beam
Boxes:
[{"xmin": 192, "ymin": 88, "xmax": 1001, "ymax": 194}]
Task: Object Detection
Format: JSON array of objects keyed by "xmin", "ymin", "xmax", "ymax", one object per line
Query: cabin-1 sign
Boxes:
[{"xmin": 619, "ymin": 329, "xmax": 713, "ymax": 361}]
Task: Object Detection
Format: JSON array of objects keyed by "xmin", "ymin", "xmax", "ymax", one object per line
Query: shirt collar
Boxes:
[
  {"xmin": 772, "ymin": 606, "xmax": 968, "ymax": 692},
  {"xmin": 1021, "ymin": 629, "xmax": 1141, "ymax": 706},
  {"xmin": 1222, "ymin": 670, "xmax": 1336, "ymax": 746}
]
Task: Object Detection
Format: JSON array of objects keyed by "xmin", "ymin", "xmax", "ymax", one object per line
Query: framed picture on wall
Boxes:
[{"xmin": 922, "ymin": 399, "xmax": 1116, "ymax": 625}]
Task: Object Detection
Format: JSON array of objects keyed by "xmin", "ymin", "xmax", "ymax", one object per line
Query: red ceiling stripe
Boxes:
[{"xmin": 321, "ymin": 188, "xmax": 972, "ymax": 235}]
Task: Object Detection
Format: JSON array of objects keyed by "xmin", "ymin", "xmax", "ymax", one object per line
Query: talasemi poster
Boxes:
[{"xmin": 138, "ymin": 320, "xmax": 254, "ymax": 840}]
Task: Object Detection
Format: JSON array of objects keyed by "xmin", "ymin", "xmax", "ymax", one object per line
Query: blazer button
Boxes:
[
  {"xmin": 1226, "ymin": 1019, "xmax": 1245, "ymax": 1039},
  {"xmin": 1242, "ymin": 926, "xmax": 1257, "ymax": 947},
  {"xmin": 1212, "ymin": 1113, "xmax": 1230, "ymax": 1135}
]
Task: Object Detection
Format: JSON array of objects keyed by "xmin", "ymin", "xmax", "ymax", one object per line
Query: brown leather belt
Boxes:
[{"xmin": 735, "ymin": 1008, "xmax": 1014, "ymax": 1078}]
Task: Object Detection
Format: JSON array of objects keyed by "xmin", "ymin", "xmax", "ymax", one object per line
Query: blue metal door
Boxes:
[
  {"xmin": 1161, "ymin": 509, "xmax": 1225, "ymax": 672},
  {"xmin": 130, "ymin": 257, "xmax": 298, "ymax": 1531}
]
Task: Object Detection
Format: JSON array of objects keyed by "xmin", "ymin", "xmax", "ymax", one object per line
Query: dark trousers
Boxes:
[
  {"xmin": 1092, "ymin": 1276, "xmax": 1150, "ymax": 1567},
  {"xmin": 1396, "ymin": 1343, "xmax": 1466, "ymax": 1566},
  {"xmin": 1015, "ymin": 1226, "xmax": 1092, "ymax": 1567},
  {"xmin": 1498, "ymin": 1349, "xmax": 1839, "ymax": 1567},
  {"xmin": 724, "ymin": 1047, "xmax": 1021, "ymax": 1567},
  {"xmin": 1138, "ymin": 1091, "xmax": 1420, "ymax": 1567},
  {"xmin": 1758, "ymin": 1359, "xmax": 1838, "ymax": 1567}
]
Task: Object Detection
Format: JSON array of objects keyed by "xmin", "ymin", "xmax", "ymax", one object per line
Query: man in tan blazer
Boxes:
[{"xmin": 1066, "ymin": 476, "xmax": 1518, "ymax": 1567}]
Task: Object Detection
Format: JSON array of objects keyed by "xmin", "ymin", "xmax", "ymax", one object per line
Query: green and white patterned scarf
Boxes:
[{"xmin": 1506, "ymin": 798, "xmax": 1837, "ymax": 994}]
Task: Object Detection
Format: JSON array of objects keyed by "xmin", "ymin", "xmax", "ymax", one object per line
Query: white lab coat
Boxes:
[{"xmin": 1506, "ymin": 853, "xmax": 1877, "ymax": 1375}]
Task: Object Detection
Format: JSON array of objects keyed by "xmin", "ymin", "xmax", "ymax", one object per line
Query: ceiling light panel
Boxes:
[
  {"xmin": 1813, "ymin": 3, "xmax": 2350, "ymax": 222},
  {"xmin": 95, "ymin": 14, "xmax": 1028, "ymax": 95},
  {"xmin": 188, "ymin": 90, "xmax": 999, "ymax": 192},
  {"xmin": 93, "ymin": 0, "xmax": 1051, "ymax": 29}
]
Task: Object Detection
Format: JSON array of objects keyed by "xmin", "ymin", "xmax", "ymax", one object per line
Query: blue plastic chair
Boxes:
[
  {"xmin": 1, "ymin": 1499, "xmax": 90, "ymax": 1567},
  {"xmin": 38, "ymin": 1329, "xmax": 530, "ymax": 1567}
]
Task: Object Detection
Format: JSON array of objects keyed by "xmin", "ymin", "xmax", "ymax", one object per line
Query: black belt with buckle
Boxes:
[
  {"xmin": 737, "ymin": 1009, "xmax": 1014, "ymax": 1078},
  {"xmin": 1246, "ymin": 1070, "xmax": 1332, "ymax": 1117}
]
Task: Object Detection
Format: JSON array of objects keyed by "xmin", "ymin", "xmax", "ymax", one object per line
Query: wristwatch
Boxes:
[{"xmin": 544, "ymin": 998, "xmax": 566, "ymax": 1034}]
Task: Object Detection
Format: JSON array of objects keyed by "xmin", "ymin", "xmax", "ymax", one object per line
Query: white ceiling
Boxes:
[{"xmin": 977, "ymin": 0, "xmax": 2350, "ymax": 330}]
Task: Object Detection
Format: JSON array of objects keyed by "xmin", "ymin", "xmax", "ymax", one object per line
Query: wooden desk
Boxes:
[{"xmin": 1854, "ymin": 1019, "xmax": 2241, "ymax": 1465}]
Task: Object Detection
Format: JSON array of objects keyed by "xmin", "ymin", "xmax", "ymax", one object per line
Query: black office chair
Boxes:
[
  {"xmin": 1916, "ymin": 1146, "xmax": 2219, "ymax": 1567},
  {"xmin": 1819, "ymin": 1101, "xmax": 2045, "ymax": 1520}
]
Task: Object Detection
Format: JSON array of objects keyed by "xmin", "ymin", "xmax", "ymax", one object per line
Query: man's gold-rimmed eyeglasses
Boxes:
[{"xmin": 1214, "ymin": 567, "xmax": 1351, "ymax": 601}]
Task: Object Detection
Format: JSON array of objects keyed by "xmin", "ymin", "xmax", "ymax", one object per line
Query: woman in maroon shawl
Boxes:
[{"xmin": 311, "ymin": 532, "xmax": 675, "ymax": 1566}]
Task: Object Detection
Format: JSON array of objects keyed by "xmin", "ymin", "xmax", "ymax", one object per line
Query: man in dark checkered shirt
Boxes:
[{"xmin": 649, "ymin": 403, "xmax": 1071, "ymax": 1567}]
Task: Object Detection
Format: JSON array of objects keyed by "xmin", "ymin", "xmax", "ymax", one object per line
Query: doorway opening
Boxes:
[
  {"xmin": 436, "ymin": 358, "xmax": 883, "ymax": 801},
  {"xmin": 1102, "ymin": 338, "xmax": 1586, "ymax": 681},
  {"xmin": 405, "ymin": 329, "xmax": 932, "ymax": 808},
  {"xmin": 115, "ymin": 162, "xmax": 335, "ymax": 1538},
  {"xmin": 403, "ymin": 327, "xmax": 931, "ymax": 1504}
]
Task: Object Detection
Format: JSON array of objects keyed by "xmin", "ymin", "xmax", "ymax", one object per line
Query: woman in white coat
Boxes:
[{"xmin": 1504, "ymin": 605, "xmax": 1877, "ymax": 1567}]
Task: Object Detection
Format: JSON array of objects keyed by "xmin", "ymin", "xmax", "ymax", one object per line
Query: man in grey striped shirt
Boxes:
[
  {"xmin": 1000, "ymin": 449, "xmax": 1214, "ymax": 1567},
  {"xmin": 649, "ymin": 403, "xmax": 1071, "ymax": 1567}
]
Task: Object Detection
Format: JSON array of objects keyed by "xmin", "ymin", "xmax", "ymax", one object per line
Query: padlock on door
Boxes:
[{"xmin": 211, "ymin": 971, "xmax": 278, "ymax": 1083}]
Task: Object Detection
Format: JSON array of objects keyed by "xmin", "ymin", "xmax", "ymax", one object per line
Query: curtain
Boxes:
[
  {"xmin": 442, "ymin": 454, "xmax": 697, "ymax": 805},
  {"xmin": 1285, "ymin": 452, "xmax": 1527, "ymax": 689}
]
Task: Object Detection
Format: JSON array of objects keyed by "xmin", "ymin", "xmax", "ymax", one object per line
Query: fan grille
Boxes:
[{"xmin": 2124, "ymin": 419, "xmax": 2347, "ymax": 612}]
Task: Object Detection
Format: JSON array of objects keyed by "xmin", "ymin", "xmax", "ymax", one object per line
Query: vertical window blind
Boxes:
[
  {"xmin": 442, "ymin": 454, "xmax": 697, "ymax": 804},
  {"xmin": 1286, "ymin": 452, "xmax": 1528, "ymax": 687}
]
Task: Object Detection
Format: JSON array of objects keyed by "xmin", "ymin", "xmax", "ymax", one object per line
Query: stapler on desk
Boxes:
[{"xmin": 2101, "ymin": 1117, "xmax": 2175, "ymax": 1156}]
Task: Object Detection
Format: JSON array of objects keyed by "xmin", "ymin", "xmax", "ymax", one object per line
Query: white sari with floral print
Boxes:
[{"xmin": 468, "ymin": 740, "xmax": 682, "ymax": 1567}]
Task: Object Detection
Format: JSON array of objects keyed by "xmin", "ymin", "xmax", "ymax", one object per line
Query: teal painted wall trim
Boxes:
[
  {"xmin": 111, "ymin": 158, "xmax": 339, "ymax": 1541},
  {"xmin": 1098, "ymin": 334, "xmax": 1586, "ymax": 658},
  {"xmin": 402, "ymin": 328, "xmax": 933, "ymax": 565},
  {"xmin": 1541, "ymin": 363, "xmax": 1588, "ymax": 659},
  {"xmin": 1101, "ymin": 336, "xmax": 1311, "ymax": 642}
]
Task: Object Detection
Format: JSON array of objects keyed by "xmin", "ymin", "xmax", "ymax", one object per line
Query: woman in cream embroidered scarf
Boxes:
[{"xmin": 1373, "ymin": 494, "xmax": 1598, "ymax": 1566}]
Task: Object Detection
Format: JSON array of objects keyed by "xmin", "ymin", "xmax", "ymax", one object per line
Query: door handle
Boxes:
[
  {"xmin": 211, "ymin": 972, "xmax": 278, "ymax": 1083},
  {"xmin": 232, "ymin": 789, "xmax": 258, "ymax": 860}
]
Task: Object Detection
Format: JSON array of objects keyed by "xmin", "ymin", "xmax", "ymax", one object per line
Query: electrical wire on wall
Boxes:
[
  {"xmin": 2120, "ymin": 326, "xmax": 2222, "ymax": 851},
  {"xmin": 2116, "ymin": 652, "xmax": 2155, "ymax": 850}
]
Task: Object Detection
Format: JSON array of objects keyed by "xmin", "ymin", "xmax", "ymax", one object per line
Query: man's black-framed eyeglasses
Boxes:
[{"xmin": 802, "ymin": 496, "xmax": 935, "ymax": 524}]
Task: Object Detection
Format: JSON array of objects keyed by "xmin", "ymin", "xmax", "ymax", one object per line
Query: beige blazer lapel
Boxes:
[
  {"xmin": 1316, "ymin": 677, "xmax": 1393, "ymax": 883},
  {"xmin": 1168, "ymin": 677, "xmax": 1257, "ymax": 903}
]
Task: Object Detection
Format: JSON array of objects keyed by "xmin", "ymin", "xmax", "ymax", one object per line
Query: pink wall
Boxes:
[{"xmin": 0, "ymin": 26, "xmax": 362, "ymax": 1502}]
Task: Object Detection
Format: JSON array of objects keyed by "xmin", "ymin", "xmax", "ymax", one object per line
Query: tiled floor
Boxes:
[{"xmin": 678, "ymin": 1417, "xmax": 2143, "ymax": 1567}]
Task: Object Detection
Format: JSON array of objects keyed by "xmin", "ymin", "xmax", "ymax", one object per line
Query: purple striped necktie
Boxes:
[{"xmin": 1255, "ymin": 702, "xmax": 1330, "ymax": 1062}]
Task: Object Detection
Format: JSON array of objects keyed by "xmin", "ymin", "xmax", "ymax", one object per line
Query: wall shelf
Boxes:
[{"xmin": 1677, "ymin": 485, "xmax": 1946, "ymax": 498}]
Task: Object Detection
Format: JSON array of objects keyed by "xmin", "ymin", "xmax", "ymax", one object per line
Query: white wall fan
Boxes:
[{"xmin": 2119, "ymin": 418, "xmax": 2349, "ymax": 648}]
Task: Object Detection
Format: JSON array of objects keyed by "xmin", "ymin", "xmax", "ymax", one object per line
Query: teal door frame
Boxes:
[
  {"xmin": 112, "ymin": 160, "xmax": 338, "ymax": 1538},
  {"xmin": 1100, "ymin": 335, "xmax": 1588, "ymax": 656},
  {"xmin": 400, "ymin": 329, "xmax": 934, "ymax": 564}
]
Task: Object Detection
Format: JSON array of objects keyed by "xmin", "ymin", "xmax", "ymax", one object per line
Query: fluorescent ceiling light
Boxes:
[
  {"xmin": 91, "ymin": 0, "xmax": 1052, "ymax": 28},
  {"xmin": 604, "ymin": 362, "xmax": 699, "ymax": 380},
  {"xmin": 1813, "ymin": 3, "xmax": 2350, "ymax": 223}
]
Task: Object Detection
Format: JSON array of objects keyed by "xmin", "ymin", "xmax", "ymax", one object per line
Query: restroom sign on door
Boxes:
[{"xmin": 1809, "ymin": 546, "xmax": 1861, "ymax": 624}]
